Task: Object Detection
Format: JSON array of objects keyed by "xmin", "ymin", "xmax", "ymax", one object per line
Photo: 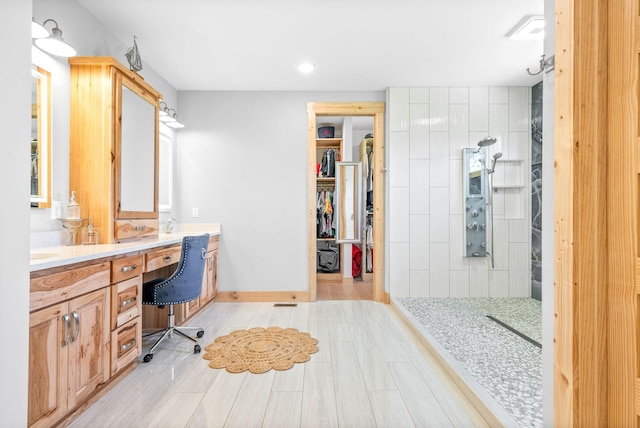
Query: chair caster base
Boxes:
[
  {"xmin": 194, "ymin": 344, "xmax": 201, "ymax": 353},
  {"xmin": 143, "ymin": 354, "xmax": 153, "ymax": 363},
  {"xmin": 197, "ymin": 330, "xmax": 204, "ymax": 338}
]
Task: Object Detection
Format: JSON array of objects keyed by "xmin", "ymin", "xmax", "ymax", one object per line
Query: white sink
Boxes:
[{"xmin": 30, "ymin": 252, "xmax": 59, "ymax": 260}]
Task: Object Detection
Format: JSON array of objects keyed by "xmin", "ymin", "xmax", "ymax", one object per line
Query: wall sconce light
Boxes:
[
  {"xmin": 31, "ymin": 18, "xmax": 48, "ymax": 39},
  {"xmin": 159, "ymin": 102, "xmax": 185, "ymax": 129},
  {"xmin": 33, "ymin": 19, "xmax": 76, "ymax": 58},
  {"xmin": 159, "ymin": 101, "xmax": 170, "ymax": 120},
  {"xmin": 165, "ymin": 109, "xmax": 185, "ymax": 129}
]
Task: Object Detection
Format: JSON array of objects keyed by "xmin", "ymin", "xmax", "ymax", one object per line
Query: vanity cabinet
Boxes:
[
  {"xmin": 28, "ymin": 263, "xmax": 111, "ymax": 428},
  {"xmin": 201, "ymin": 237, "xmax": 219, "ymax": 303},
  {"xmin": 69, "ymin": 57, "xmax": 162, "ymax": 243},
  {"xmin": 109, "ymin": 254, "xmax": 143, "ymax": 375}
]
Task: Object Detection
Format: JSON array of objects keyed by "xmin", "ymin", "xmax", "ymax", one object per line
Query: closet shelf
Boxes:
[{"xmin": 493, "ymin": 184, "xmax": 527, "ymax": 189}]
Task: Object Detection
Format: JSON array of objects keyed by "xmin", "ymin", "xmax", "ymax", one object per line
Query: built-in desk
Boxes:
[{"xmin": 28, "ymin": 224, "xmax": 220, "ymax": 428}]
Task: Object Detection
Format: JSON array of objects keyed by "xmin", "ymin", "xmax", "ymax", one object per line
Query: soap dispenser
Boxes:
[{"xmin": 67, "ymin": 191, "xmax": 80, "ymax": 219}]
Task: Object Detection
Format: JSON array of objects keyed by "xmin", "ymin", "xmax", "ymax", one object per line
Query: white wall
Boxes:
[
  {"xmin": 176, "ymin": 91, "xmax": 384, "ymax": 293},
  {"xmin": 30, "ymin": 0, "xmax": 178, "ymax": 233},
  {"xmin": 2, "ymin": 1, "xmax": 32, "ymax": 424},
  {"xmin": 387, "ymin": 86, "xmax": 531, "ymax": 298}
]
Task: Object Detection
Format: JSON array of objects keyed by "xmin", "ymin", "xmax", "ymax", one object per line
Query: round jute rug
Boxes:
[{"xmin": 203, "ymin": 326, "xmax": 319, "ymax": 374}]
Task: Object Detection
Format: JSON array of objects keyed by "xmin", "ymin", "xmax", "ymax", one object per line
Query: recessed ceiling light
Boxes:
[
  {"xmin": 506, "ymin": 15, "xmax": 545, "ymax": 40},
  {"xmin": 298, "ymin": 62, "xmax": 315, "ymax": 73}
]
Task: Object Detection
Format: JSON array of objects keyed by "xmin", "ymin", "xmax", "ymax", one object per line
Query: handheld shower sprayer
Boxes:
[{"xmin": 487, "ymin": 152, "xmax": 503, "ymax": 174}]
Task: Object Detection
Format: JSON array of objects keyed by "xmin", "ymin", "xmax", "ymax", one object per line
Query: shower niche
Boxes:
[{"xmin": 463, "ymin": 148, "xmax": 488, "ymax": 257}]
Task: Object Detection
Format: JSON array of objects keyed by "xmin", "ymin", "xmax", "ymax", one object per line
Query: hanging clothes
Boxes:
[
  {"xmin": 316, "ymin": 190, "xmax": 336, "ymax": 238},
  {"xmin": 365, "ymin": 221, "xmax": 374, "ymax": 273},
  {"xmin": 320, "ymin": 149, "xmax": 338, "ymax": 178}
]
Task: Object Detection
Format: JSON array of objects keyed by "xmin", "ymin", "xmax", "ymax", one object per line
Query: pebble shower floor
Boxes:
[{"xmin": 397, "ymin": 297, "xmax": 543, "ymax": 427}]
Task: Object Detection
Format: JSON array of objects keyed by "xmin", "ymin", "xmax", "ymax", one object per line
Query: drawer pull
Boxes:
[
  {"xmin": 163, "ymin": 255, "xmax": 173, "ymax": 262},
  {"xmin": 71, "ymin": 311, "xmax": 80, "ymax": 342},
  {"xmin": 61, "ymin": 314, "xmax": 71, "ymax": 347},
  {"xmin": 120, "ymin": 296, "xmax": 137, "ymax": 308},
  {"xmin": 134, "ymin": 225, "xmax": 147, "ymax": 231},
  {"xmin": 120, "ymin": 339, "xmax": 136, "ymax": 353},
  {"xmin": 121, "ymin": 264, "xmax": 138, "ymax": 273}
]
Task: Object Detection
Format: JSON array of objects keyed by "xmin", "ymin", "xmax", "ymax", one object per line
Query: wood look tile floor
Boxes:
[
  {"xmin": 317, "ymin": 277, "xmax": 374, "ymax": 300},
  {"xmin": 70, "ymin": 300, "xmax": 489, "ymax": 428}
]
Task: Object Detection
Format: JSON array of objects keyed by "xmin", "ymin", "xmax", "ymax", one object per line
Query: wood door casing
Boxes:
[
  {"xmin": 553, "ymin": 0, "xmax": 639, "ymax": 425},
  {"xmin": 307, "ymin": 102, "xmax": 387, "ymax": 303}
]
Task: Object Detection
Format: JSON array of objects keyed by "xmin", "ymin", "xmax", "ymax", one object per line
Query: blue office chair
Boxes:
[{"xmin": 141, "ymin": 233, "xmax": 209, "ymax": 362}]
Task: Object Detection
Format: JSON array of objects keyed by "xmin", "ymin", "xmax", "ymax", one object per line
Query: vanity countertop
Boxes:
[{"xmin": 30, "ymin": 223, "xmax": 221, "ymax": 272}]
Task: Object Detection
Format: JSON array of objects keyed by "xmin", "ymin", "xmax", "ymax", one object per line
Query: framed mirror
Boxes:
[
  {"xmin": 30, "ymin": 66, "xmax": 51, "ymax": 208},
  {"xmin": 335, "ymin": 161, "xmax": 362, "ymax": 243},
  {"xmin": 117, "ymin": 77, "xmax": 158, "ymax": 217}
]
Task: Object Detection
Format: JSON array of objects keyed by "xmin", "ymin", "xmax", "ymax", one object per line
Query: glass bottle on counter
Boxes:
[
  {"xmin": 82, "ymin": 218, "xmax": 99, "ymax": 245},
  {"xmin": 67, "ymin": 190, "xmax": 80, "ymax": 219}
]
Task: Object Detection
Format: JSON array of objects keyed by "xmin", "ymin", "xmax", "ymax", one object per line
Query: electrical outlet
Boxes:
[{"xmin": 192, "ymin": 207, "xmax": 199, "ymax": 218}]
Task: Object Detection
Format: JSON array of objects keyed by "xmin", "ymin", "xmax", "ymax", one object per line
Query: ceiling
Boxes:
[{"xmin": 75, "ymin": 0, "xmax": 544, "ymax": 92}]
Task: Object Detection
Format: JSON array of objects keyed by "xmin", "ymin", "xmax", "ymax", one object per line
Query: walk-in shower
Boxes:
[{"xmin": 463, "ymin": 137, "xmax": 501, "ymax": 267}]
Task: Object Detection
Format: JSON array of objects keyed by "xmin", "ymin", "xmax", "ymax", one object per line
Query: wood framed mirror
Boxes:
[
  {"xmin": 335, "ymin": 161, "xmax": 362, "ymax": 243},
  {"xmin": 30, "ymin": 66, "xmax": 52, "ymax": 208}
]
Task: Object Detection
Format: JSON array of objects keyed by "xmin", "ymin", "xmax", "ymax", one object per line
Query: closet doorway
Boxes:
[{"xmin": 307, "ymin": 102, "xmax": 387, "ymax": 303}]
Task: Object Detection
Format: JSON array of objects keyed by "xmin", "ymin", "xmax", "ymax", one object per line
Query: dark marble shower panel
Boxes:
[{"xmin": 531, "ymin": 82, "xmax": 543, "ymax": 301}]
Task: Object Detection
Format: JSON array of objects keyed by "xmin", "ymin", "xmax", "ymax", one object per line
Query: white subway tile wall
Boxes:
[
  {"xmin": 409, "ymin": 214, "xmax": 429, "ymax": 270},
  {"xmin": 388, "ymin": 86, "xmax": 531, "ymax": 298},
  {"xmin": 409, "ymin": 160, "xmax": 429, "ymax": 215}
]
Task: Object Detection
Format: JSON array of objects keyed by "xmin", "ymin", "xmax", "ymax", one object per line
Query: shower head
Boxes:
[
  {"xmin": 477, "ymin": 136, "xmax": 497, "ymax": 147},
  {"xmin": 493, "ymin": 152, "xmax": 503, "ymax": 160}
]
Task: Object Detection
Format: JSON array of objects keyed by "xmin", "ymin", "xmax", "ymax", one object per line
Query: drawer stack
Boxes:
[{"xmin": 110, "ymin": 254, "xmax": 143, "ymax": 375}]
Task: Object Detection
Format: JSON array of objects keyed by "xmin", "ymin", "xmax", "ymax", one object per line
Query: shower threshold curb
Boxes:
[{"xmin": 390, "ymin": 297, "xmax": 520, "ymax": 428}]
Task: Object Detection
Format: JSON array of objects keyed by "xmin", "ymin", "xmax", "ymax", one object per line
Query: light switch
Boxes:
[{"xmin": 192, "ymin": 207, "xmax": 199, "ymax": 218}]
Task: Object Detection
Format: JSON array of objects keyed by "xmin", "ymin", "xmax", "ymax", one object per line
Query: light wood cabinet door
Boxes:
[
  {"xmin": 67, "ymin": 288, "xmax": 110, "ymax": 409},
  {"xmin": 69, "ymin": 57, "xmax": 161, "ymax": 243},
  {"xmin": 200, "ymin": 249, "xmax": 218, "ymax": 304},
  {"xmin": 28, "ymin": 302, "xmax": 69, "ymax": 428},
  {"xmin": 29, "ymin": 288, "xmax": 110, "ymax": 427}
]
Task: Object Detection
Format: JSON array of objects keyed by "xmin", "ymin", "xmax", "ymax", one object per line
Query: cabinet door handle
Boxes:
[
  {"xmin": 120, "ymin": 296, "xmax": 137, "ymax": 308},
  {"xmin": 120, "ymin": 338, "xmax": 136, "ymax": 353},
  {"xmin": 121, "ymin": 264, "xmax": 138, "ymax": 273},
  {"xmin": 61, "ymin": 314, "xmax": 71, "ymax": 347},
  {"xmin": 163, "ymin": 255, "xmax": 173, "ymax": 262},
  {"xmin": 71, "ymin": 311, "xmax": 80, "ymax": 343},
  {"xmin": 134, "ymin": 225, "xmax": 147, "ymax": 231}
]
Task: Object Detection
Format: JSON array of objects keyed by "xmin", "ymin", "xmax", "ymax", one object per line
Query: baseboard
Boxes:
[
  {"xmin": 390, "ymin": 298, "xmax": 519, "ymax": 428},
  {"xmin": 215, "ymin": 291, "xmax": 311, "ymax": 302}
]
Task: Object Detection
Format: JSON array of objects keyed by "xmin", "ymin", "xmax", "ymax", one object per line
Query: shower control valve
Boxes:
[
  {"xmin": 481, "ymin": 242, "xmax": 487, "ymax": 248},
  {"xmin": 467, "ymin": 242, "xmax": 472, "ymax": 248},
  {"xmin": 471, "ymin": 210, "xmax": 479, "ymax": 217}
]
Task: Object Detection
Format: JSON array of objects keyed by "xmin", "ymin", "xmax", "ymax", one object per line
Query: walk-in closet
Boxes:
[{"xmin": 312, "ymin": 116, "xmax": 375, "ymax": 300}]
